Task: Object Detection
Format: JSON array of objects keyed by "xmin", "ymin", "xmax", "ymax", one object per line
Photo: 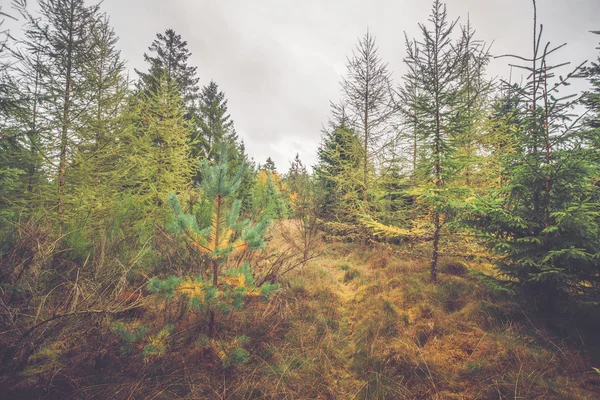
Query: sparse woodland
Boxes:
[{"xmin": 1, "ymin": 0, "xmax": 600, "ymax": 398}]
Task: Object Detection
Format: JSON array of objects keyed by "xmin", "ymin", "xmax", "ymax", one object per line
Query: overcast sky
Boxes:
[{"xmin": 13, "ymin": 0, "xmax": 600, "ymax": 172}]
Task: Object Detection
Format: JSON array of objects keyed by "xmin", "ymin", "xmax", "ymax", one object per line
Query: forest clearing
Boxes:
[{"xmin": 1, "ymin": 0, "xmax": 600, "ymax": 398}]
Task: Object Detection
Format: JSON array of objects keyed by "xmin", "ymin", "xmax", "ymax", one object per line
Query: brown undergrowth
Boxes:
[{"xmin": 1, "ymin": 223, "xmax": 599, "ymax": 399}]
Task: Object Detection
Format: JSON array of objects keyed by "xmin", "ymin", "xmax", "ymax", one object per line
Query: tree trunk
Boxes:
[
  {"xmin": 431, "ymin": 214, "xmax": 440, "ymax": 283},
  {"xmin": 542, "ymin": 60, "xmax": 552, "ymax": 240},
  {"xmin": 58, "ymin": 5, "xmax": 75, "ymax": 233},
  {"xmin": 208, "ymin": 195, "xmax": 222, "ymax": 338},
  {"xmin": 28, "ymin": 57, "xmax": 41, "ymax": 194},
  {"xmin": 362, "ymin": 79, "xmax": 369, "ymax": 248}
]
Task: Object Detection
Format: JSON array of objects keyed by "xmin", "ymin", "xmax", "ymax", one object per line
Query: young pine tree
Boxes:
[{"xmin": 149, "ymin": 149, "xmax": 276, "ymax": 339}]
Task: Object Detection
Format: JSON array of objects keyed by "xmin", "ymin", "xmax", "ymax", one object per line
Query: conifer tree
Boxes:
[
  {"xmin": 228, "ymin": 140, "xmax": 256, "ymax": 214},
  {"xmin": 315, "ymin": 117, "xmax": 364, "ymax": 224},
  {"xmin": 135, "ymin": 29, "xmax": 200, "ymax": 109},
  {"xmin": 24, "ymin": 0, "xmax": 102, "ymax": 231},
  {"xmin": 194, "ymin": 80, "xmax": 235, "ymax": 163},
  {"xmin": 286, "ymin": 153, "xmax": 312, "ymax": 219},
  {"xmin": 123, "ymin": 73, "xmax": 195, "ymax": 219},
  {"xmin": 581, "ymin": 31, "xmax": 600, "ymax": 140},
  {"xmin": 149, "ymin": 149, "xmax": 276, "ymax": 339},
  {"xmin": 470, "ymin": 2, "xmax": 600, "ymax": 308},
  {"xmin": 403, "ymin": 0, "xmax": 465, "ymax": 282},
  {"xmin": 11, "ymin": 32, "xmax": 51, "ymax": 202},
  {"xmin": 0, "ymin": 7, "xmax": 24, "ymax": 229},
  {"xmin": 340, "ymin": 30, "xmax": 394, "ymax": 244},
  {"xmin": 479, "ymin": 87, "xmax": 522, "ymax": 189},
  {"xmin": 68, "ymin": 13, "xmax": 129, "ymax": 225},
  {"xmin": 261, "ymin": 157, "xmax": 277, "ymax": 173},
  {"xmin": 454, "ymin": 16, "xmax": 493, "ymax": 189},
  {"xmin": 286, "ymin": 153, "xmax": 309, "ymax": 210},
  {"xmin": 396, "ymin": 71, "xmax": 427, "ymax": 186},
  {"xmin": 0, "ymin": 4, "xmax": 17, "ymax": 116},
  {"xmin": 253, "ymin": 169, "xmax": 289, "ymax": 220}
]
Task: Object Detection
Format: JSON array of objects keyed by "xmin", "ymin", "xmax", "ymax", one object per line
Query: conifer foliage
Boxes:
[
  {"xmin": 149, "ymin": 150, "xmax": 277, "ymax": 339},
  {"xmin": 135, "ymin": 29, "xmax": 200, "ymax": 108},
  {"xmin": 469, "ymin": 1, "xmax": 600, "ymax": 308},
  {"xmin": 124, "ymin": 73, "xmax": 195, "ymax": 217}
]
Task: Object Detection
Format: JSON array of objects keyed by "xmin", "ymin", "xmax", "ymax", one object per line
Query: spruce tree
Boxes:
[
  {"xmin": 454, "ymin": 16, "xmax": 493, "ymax": 189},
  {"xmin": 396, "ymin": 71, "xmax": 427, "ymax": 186},
  {"xmin": 261, "ymin": 157, "xmax": 277, "ymax": 173},
  {"xmin": 470, "ymin": 2, "xmax": 600, "ymax": 308},
  {"xmin": 315, "ymin": 117, "xmax": 363, "ymax": 225},
  {"xmin": 11, "ymin": 29, "xmax": 51, "ymax": 202},
  {"xmin": 68, "ymin": 13, "xmax": 129, "ymax": 226},
  {"xmin": 123, "ymin": 73, "xmax": 195, "ymax": 220},
  {"xmin": 286, "ymin": 153, "xmax": 310, "ymax": 218},
  {"xmin": 253, "ymin": 169, "xmax": 289, "ymax": 220},
  {"xmin": 403, "ymin": 0, "xmax": 465, "ymax": 282},
  {"xmin": 135, "ymin": 29, "xmax": 200, "ymax": 109},
  {"xmin": 25, "ymin": 0, "xmax": 102, "ymax": 231},
  {"xmin": 0, "ymin": 7, "xmax": 24, "ymax": 230},
  {"xmin": 195, "ymin": 80, "xmax": 235, "ymax": 163},
  {"xmin": 286, "ymin": 153, "xmax": 309, "ymax": 209},
  {"xmin": 581, "ymin": 31, "xmax": 600, "ymax": 139}
]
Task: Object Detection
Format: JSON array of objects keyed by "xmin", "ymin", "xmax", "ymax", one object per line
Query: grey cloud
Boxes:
[{"xmin": 99, "ymin": 0, "xmax": 599, "ymax": 172}]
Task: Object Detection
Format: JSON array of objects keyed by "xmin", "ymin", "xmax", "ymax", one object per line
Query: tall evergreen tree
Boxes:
[
  {"xmin": 340, "ymin": 30, "xmax": 394, "ymax": 244},
  {"xmin": 470, "ymin": 2, "xmax": 600, "ymax": 308},
  {"xmin": 24, "ymin": 0, "xmax": 102, "ymax": 231},
  {"xmin": 403, "ymin": 0, "xmax": 465, "ymax": 282},
  {"xmin": 68, "ymin": 13, "xmax": 129, "ymax": 225},
  {"xmin": 11, "ymin": 28, "xmax": 52, "ymax": 202},
  {"xmin": 123, "ymin": 73, "xmax": 195, "ymax": 220},
  {"xmin": 454, "ymin": 16, "xmax": 493, "ymax": 189},
  {"xmin": 135, "ymin": 29, "xmax": 199, "ymax": 109},
  {"xmin": 194, "ymin": 80, "xmax": 235, "ymax": 163},
  {"xmin": 315, "ymin": 117, "xmax": 364, "ymax": 224}
]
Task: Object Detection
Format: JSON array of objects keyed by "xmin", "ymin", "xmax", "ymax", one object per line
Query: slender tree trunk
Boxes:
[
  {"xmin": 542, "ymin": 60, "xmax": 552, "ymax": 240},
  {"xmin": 431, "ymin": 116, "xmax": 441, "ymax": 283},
  {"xmin": 208, "ymin": 194, "xmax": 222, "ymax": 338},
  {"xmin": 362, "ymin": 81, "xmax": 369, "ymax": 248},
  {"xmin": 412, "ymin": 116, "xmax": 418, "ymax": 186},
  {"xmin": 431, "ymin": 213, "xmax": 440, "ymax": 283},
  {"xmin": 531, "ymin": 0, "xmax": 541, "ymax": 224},
  {"xmin": 58, "ymin": 6, "xmax": 75, "ymax": 233},
  {"xmin": 156, "ymin": 88, "xmax": 165, "ymax": 206},
  {"xmin": 430, "ymin": 33, "xmax": 442, "ymax": 283},
  {"xmin": 28, "ymin": 57, "xmax": 41, "ymax": 193}
]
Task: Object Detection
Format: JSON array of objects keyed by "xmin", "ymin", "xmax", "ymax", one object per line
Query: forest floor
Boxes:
[
  {"xmin": 3, "ymin": 222, "xmax": 600, "ymax": 399},
  {"xmin": 250, "ymin": 224, "xmax": 600, "ymax": 399}
]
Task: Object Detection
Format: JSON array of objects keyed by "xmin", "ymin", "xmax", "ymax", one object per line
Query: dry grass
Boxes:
[{"xmin": 2, "ymin": 225, "xmax": 600, "ymax": 399}]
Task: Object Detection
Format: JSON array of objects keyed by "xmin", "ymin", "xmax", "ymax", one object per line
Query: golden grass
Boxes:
[{"xmin": 4, "ymin": 231, "xmax": 600, "ymax": 399}]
